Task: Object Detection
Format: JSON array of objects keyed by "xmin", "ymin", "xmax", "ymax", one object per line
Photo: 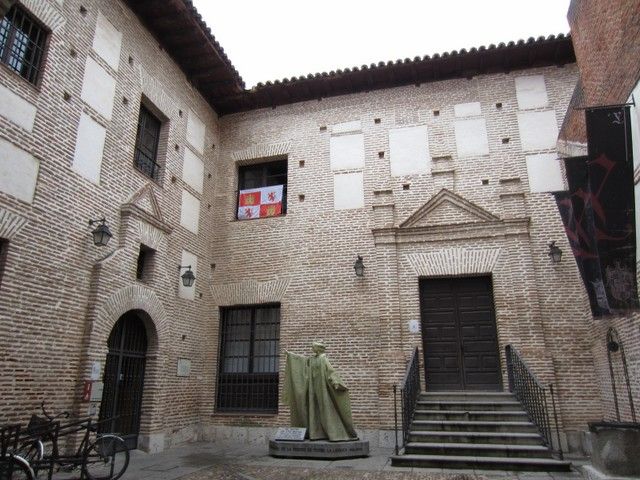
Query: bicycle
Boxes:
[
  {"xmin": 14, "ymin": 403, "xmax": 129, "ymax": 480},
  {"xmin": 1, "ymin": 424, "xmax": 35, "ymax": 480}
]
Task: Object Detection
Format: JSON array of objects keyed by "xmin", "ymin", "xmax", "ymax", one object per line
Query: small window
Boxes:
[
  {"xmin": 236, "ymin": 159, "xmax": 287, "ymax": 220},
  {"xmin": 0, "ymin": 5, "xmax": 48, "ymax": 84},
  {"xmin": 216, "ymin": 305, "xmax": 280, "ymax": 413},
  {"xmin": 135, "ymin": 245, "xmax": 155, "ymax": 281},
  {"xmin": 134, "ymin": 105, "xmax": 162, "ymax": 181},
  {"xmin": 0, "ymin": 239, "xmax": 8, "ymax": 287}
]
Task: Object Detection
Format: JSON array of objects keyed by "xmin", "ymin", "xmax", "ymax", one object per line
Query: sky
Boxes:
[{"xmin": 191, "ymin": 0, "xmax": 571, "ymax": 89}]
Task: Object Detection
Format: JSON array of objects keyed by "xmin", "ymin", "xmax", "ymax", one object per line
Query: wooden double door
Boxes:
[{"xmin": 420, "ymin": 276, "xmax": 502, "ymax": 391}]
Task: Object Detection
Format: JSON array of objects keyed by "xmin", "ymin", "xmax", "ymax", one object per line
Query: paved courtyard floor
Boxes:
[{"xmin": 119, "ymin": 442, "xmax": 589, "ymax": 480}]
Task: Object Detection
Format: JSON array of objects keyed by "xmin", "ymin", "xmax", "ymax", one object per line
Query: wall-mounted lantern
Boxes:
[
  {"xmin": 179, "ymin": 265, "xmax": 196, "ymax": 287},
  {"xmin": 88, "ymin": 217, "xmax": 112, "ymax": 247},
  {"xmin": 548, "ymin": 241, "xmax": 562, "ymax": 264},
  {"xmin": 354, "ymin": 255, "xmax": 365, "ymax": 277}
]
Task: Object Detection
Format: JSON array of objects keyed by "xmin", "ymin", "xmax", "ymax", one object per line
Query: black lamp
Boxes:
[
  {"xmin": 88, "ymin": 217, "xmax": 112, "ymax": 247},
  {"xmin": 179, "ymin": 265, "xmax": 196, "ymax": 287},
  {"xmin": 548, "ymin": 241, "xmax": 562, "ymax": 264},
  {"xmin": 354, "ymin": 255, "xmax": 365, "ymax": 277}
]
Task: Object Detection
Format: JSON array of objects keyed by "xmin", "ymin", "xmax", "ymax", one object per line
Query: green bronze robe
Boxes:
[{"xmin": 283, "ymin": 351, "xmax": 357, "ymax": 441}]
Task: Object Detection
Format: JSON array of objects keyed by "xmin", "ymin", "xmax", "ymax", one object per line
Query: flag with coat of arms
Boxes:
[{"xmin": 237, "ymin": 185, "xmax": 284, "ymax": 219}]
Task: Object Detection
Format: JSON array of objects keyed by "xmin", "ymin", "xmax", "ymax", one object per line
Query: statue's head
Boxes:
[{"xmin": 311, "ymin": 341, "xmax": 326, "ymax": 354}]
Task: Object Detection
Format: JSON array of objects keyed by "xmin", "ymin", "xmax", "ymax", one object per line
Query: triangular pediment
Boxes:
[
  {"xmin": 400, "ymin": 189, "xmax": 500, "ymax": 228},
  {"xmin": 125, "ymin": 184, "xmax": 164, "ymax": 223}
]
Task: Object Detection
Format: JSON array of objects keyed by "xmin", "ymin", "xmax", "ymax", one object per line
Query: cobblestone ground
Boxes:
[{"xmin": 179, "ymin": 464, "xmax": 485, "ymax": 480}]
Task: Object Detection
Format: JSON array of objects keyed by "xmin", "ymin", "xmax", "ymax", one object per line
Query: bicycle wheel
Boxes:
[
  {"xmin": 0, "ymin": 456, "xmax": 35, "ymax": 480},
  {"xmin": 15, "ymin": 441, "xmax": 43, "ymax": 477},
  {"xmin": 82, "ymin": 435, "xmax": 129, "ymax": 480}
]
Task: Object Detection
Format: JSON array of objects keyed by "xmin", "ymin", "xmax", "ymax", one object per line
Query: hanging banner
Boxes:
[
  {"xmin": 557, "ymin": 107, "xmax": 638, "ymax": 316},
  {"xmin": 585, "ymin": 106, "xmax": 638, "ymax": 313},
  {"xmin": 554, "ymin": 156, "xmax": 608, "ymax": 315},
  {"xmin": 237, "ymin": 185, "xmax": 284, "ymax": 220}
]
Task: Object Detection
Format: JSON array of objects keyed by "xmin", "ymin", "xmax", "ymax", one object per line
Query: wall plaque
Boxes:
[
  {"xmin": 177, "ymin": 358, "xmax": 191, "ymax": 377},
  {"xmin": 274, "ymin": 427, "xmax": 306, "ymax": 441}
]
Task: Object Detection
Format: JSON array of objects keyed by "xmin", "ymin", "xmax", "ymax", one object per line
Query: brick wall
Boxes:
[
  {"xmin": 560, "ymin": 0, "xmax": 640, "ymax": 142},
  {"xmin": 0, "ymin": 0, "xmax": 220, "ymax": 450},
  {"xmin": 212, "ymin": 64, "xmax": 602, "ymax": 448},
  {"xmin": 0, "ymin": 0, "xmax": 613, "ymax": 453}
]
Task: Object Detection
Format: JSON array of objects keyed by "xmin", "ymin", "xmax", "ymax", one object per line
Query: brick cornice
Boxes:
[
  {"xmin": 211, "ymin": 278, "xmax": 290, "ymax": 306},
  {"xmin": 0, "ymin": 207, "xmax": 28, "ymax": 240},
  {"xmin": 406, "ymin": 247, "xmax": 502, "ymax": 276}
]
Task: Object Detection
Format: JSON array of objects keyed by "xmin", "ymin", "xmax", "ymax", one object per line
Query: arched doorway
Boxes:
[{"xmin": 99, "ymin": 310, "xmax": 148, "ymax": 449}]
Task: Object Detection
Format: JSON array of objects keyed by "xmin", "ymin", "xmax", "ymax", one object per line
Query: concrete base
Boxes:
[
  {"xmin": 581, "ymin": 464, "xmax": 639, "ymax": 480},
  {"xmin": 589, "ymin": 422, "xmax": 640, "ymax": 477},
  {"xmin": 269, "ymin": 439, "xmax": 370, "ymax": 459}
]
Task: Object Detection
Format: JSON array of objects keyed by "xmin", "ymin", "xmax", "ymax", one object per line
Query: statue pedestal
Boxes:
[{"xmin": 269, "ymin": 439, "xmax": 369, "ymax": 459}]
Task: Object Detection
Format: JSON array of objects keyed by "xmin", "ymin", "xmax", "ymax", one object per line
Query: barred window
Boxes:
[
  {"xmin": 216, "ymin": 305, "xmax": 280, "ymax": 413},
  {"xmin": 0, "ymin": 5, "xmax": 48, "ymax": 84},
  {"xmin": 134, "ymin": 105, "xmax": 162, "ymax": 181},
  {"xmin": 0, "ymin": 238, "xmax": 8, "ymax": 288}
]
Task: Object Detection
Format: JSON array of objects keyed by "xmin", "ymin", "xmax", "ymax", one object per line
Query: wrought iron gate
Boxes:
[{"xmin": 99, "ymin": 311, "xmax": 148, "ymax": 450}]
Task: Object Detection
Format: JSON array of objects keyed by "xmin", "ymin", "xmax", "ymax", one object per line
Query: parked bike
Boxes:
[{"xmin": 2, "ymin": 402, "xmax": 129, "ymax": 480}]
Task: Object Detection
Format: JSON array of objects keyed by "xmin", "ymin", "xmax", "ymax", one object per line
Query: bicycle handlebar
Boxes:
[{"xmin": 40, "ymin": 401, "xmax": 70, "ymax": 421}]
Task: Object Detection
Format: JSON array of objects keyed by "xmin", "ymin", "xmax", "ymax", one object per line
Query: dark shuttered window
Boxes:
[
  {"xmin": 134, "ymin": 105, "xmax": 162, "ymax": 180},
  {"xmin": 216, "ymin": 304, "xmax": 280, "ymax": 413}
]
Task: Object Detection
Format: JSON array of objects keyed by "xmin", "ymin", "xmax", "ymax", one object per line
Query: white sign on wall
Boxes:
[
  {"xmin": 90, "ymin": 361, "xmax": 101, "ymax": 381},
  {"xmin": 177, "ymin": 358, "xmax": 191, "ymax": 377},
  {"xmin": 408, "ymin": 320, "xmax": 421, "ymax": 333}
]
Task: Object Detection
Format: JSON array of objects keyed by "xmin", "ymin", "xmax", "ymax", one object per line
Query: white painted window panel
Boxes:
[
  {"xmin": 525, "ymin": 153, "xmax": 564, "ymax": 193},
  {"xmin": 180, "ymin": 189, "xmax": 200, "ymax": 234},
  {"xmin": 72, "ymin": 113, "xmax": 107, "ymax": 184},
  {"xmin": 92, "ymin": 13, "xmax": 122, "ymax": 71},
  {"xmin": 331, "ymin": 120, "xmax": 361, "ymax": 134},
  {"xmin": 454, "ymin": 118, "xmax": 490, "ymax": 157},
  {"xmin": 389, "ymin": 125, "xmax": 430, "ymax": 176},
  {"xmin": 515, "ymin": 75, "xmax": 549, "ymax": 110},
  {"xmin": 182, "ymin": 147, "xmax": 204, "ymax": 194},
  {"xmin": 454, "ymin": 102, "xmax": 482, "ymax": 117},
  {"xmin": 334, "ymin": 172, "xmax": 364, "ymax": 210},
  {"xmin": 187, "ymin": 110, "xmax": 205, "ymax": 154},
  {"xmin": 0, "ymin": 84, "xmax": 37, "ymax": 132},
  {"xmin": 178, "ymin": 250, "xmax": 198, "ymax": 300},
  {"xmin": 0, "ymin": 138, "xmax": 39, "ymax": 204},
  {"xmin": 517, "ymin": 110, "xmax": 559, "ymax": 151},
  {"xmin": 330, "ymin": 133, "xmax": 364, "ymax": 170},
  {"xmin": 80, "ymin": 57, "xmax": 117, "ymax": 120}
]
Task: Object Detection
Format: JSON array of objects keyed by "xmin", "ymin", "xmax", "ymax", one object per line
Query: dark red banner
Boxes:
[{"xmin": 556, "ymin": 106, "xmax": 638, "ymax": 316}]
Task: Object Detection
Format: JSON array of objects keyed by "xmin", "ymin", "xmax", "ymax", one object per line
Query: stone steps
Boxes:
[
  {"xmin": 416, "ymin": 400, "xmax": 523, "ymax": 411},
  {"xmin": 391, "ymin": 454, "xmax": 572, "ymax": 471},
  {"xmin": 404, "ymin": 442, "xmax": 553, "ymax": 458},
  {"xmin": 414, "ymin": 409, "xmax": 529, "ymax": 422},
  {"xmin": 391, "ymin": 391, "xmax": 570, "ymax": 472},
  {"xmin": 408, "ymin": 431, "xmax": 544, "ymax": 446}
]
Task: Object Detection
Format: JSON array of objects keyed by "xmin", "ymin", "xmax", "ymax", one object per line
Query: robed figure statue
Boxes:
[{"xmin": 283, "ymin": 342, "xmax": 358, "ymax": 441}]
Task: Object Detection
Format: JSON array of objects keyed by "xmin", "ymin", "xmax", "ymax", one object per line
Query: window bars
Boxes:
[
  {"xmin": 0, "ymin": 5, "xmax": 48, "ymax": 84},
  {"xmin": 216, "ymin": 305, "xmax": 280, "ymax": 413}
]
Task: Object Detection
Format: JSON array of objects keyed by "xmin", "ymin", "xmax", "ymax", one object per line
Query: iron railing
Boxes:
[
  {"xmin": 506, "ymin": 345, "xmax": 563, "ymax": 459},
  {"xmin": 394, "ymin": 347, "xmax": 420, "ymax": 455},
  {"xmin": 606, "ymin": 327, "xmax": 637, "ymax": 422}
]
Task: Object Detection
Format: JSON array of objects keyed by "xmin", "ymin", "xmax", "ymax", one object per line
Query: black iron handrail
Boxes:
[
  {"xmin": 506, "ymin": 345, "xmax": 563, "ymax": 459},
  {"xmin": 394, "ymin": 347, "xmax": 420, "ymax": 455}
]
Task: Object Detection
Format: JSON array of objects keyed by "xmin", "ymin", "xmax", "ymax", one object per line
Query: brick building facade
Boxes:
[{"xmin": 0, "ymin": 0, "xmax": 634, "ymax": 456}]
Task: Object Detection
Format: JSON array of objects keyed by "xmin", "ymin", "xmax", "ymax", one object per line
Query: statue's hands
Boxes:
[{"xmin": 333, "ymin": 382, "xmax": 347, "ymax": 391}]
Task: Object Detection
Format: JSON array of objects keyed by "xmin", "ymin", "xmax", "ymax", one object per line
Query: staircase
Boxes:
[{"xmin": 391, "ymin": 391, "xmax": 572, "ymax": 471}]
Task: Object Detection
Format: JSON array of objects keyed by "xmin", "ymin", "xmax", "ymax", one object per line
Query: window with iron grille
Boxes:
[
  {"xmin": 0, "ymin": 5, "xmax": 48, "ymax": 84},
  {"xmin": 237, "ymin": 160, "xmax": 287, "ymax": 220},
  {"xmin": 134, "ymin": 105, "xmax": 162, "ymax": 181},
  {"xmin": 0, "ymin": 238, "xmax": 7, "ymax": 288},
  {"xmin": 216, "ymin": 305, "xmax": 280, "ymax": 413}
]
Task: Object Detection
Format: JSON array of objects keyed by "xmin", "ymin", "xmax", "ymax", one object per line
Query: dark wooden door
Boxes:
[
  {"xmin": 99, "ymin": 311, "xmax": 148, "ymax": 450},
  {"xmin": 420, "ymin": 277, "xmax": 502, "ymax": 391}
]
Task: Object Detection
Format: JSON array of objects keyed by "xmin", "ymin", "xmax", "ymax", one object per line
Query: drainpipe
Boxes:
[{"xmin": 0, "ymin": 0, "xmax": 16, "ymax": 18}]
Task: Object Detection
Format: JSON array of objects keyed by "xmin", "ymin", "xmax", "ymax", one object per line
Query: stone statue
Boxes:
[{"xmin": 283, "ymin": 342, "xmax": 357, "ymax": 441}]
